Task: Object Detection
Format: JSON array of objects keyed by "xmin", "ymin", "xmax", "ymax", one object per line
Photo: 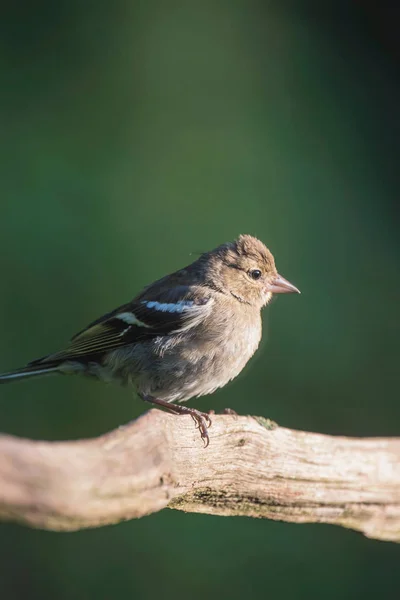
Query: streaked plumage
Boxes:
[{"xmin": 0, "ymin": 235, "xmax": 300, "ymax": 446}]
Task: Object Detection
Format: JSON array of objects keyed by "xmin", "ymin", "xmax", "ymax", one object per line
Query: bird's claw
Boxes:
[
  {"xmin": 187, "ymin": 409, "xmax": 212, "ymax": 447},
  {"xmin": 143, "ymin": 394, "xmax": 212, "ymax": 446},
  {"xmin": 222, "ymin": 408, "xmax": 238, "ymax": 418}
]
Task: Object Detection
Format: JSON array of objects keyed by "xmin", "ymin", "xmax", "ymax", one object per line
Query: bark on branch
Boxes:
[{"xmin": 0, "ymin": 410, "xmax": 399, "ymax": 542}]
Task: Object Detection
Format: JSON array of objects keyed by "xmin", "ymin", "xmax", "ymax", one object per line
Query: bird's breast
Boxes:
[
  {"xmin": 215, "ymin": 313, "xmax": 262, "ymax": 375},
  {"xmin": 171, "ymin": 309, "xmax": 263, "ymax": 399},
  {"xmin": 118, "ymin": 306, "xmax": 263, "ymax": 403}
]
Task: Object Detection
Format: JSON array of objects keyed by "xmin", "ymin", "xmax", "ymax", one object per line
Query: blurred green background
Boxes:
[{"xmin": 1, "ymin": 2, "xmax": 399, "ymax": 599}]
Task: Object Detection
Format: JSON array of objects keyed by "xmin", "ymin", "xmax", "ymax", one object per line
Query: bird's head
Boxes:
[{"xmin": 203, "ymin": 234, "xmax": 300, "ymax": 308}]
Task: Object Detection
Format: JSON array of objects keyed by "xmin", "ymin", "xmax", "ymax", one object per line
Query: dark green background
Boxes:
[{"xmin": 1, "ymin": 2, "xmax": 399, "ymax": 599}]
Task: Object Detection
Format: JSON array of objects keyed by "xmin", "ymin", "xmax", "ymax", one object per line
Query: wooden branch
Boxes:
[{"xmin": 0, "ymin": 410, "xmax": 399, "ymax": 542}]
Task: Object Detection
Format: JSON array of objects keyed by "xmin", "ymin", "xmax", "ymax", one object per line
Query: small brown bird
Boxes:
[{"xmin": 0, "ymin": 235, "xmax": 300, "ymax": 446}]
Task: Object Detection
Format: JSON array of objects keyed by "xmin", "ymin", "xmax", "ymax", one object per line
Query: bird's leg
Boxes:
[{"xmin": 139, "ymin": 394, "xmax": 212, "ymax": 447}]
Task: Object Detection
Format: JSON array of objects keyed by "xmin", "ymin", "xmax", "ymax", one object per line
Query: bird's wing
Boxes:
[{"xmin": 30, "ymin": 286, "xmax": 212, "ymax": 365}]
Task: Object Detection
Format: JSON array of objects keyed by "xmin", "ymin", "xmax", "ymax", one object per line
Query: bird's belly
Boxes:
[{"xmin": 136, "ymin": 321, "xmax": 262, "ymax": 402}]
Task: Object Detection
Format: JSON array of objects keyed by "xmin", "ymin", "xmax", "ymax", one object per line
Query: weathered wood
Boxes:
[{"xmin": 0, "ymin": 410, "xmax": 399, "ymax": 542}]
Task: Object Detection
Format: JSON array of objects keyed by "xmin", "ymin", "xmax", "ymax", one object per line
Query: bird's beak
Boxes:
[{"xmin": 266, "ymin": 274, "xmax": 300, "ymax": 294}]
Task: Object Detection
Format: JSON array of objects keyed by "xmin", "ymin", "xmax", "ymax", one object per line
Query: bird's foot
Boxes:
[
  {"xmin": 208, "ymin": 407, "xmax": 238, "ymax": 419},
  {"xmin": 171, "ymin": 405, "xmax": 212, "ymax": 447},
  {"xmin": 187, "ymin": 408, "xmax": 212, "ymax": 447},
  {"xmin": 222, "ymin": 408, "xmax": 238, "ymax": 416},
  {"xmin": 139, "ymin": 393, "xmax": 212, "ymax": 447}
]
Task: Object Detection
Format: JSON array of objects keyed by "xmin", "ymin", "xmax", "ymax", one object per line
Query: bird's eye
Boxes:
[{"xmin": 249, "ymin": 269, "xmax": 262, "ymax": 280}]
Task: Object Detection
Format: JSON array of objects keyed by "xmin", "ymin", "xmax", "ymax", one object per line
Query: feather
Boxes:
[
  {"xmin": 0, "ymin": 364, "xmax": 58, "ymax": 383},
  {"xmin": 29, "ymin": 287, "xmax": 212, "ymax": 366}
]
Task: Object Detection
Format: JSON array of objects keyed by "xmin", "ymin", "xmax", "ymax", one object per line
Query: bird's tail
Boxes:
[{"xmin": 0, "ymin": 363, "xmax": 59, "ymax": 384}]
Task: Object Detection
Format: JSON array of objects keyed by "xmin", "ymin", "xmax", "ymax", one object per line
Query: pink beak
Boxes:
[{"xmin": 266, "ymin": 274, "xmax": 300, "ymax": 294}]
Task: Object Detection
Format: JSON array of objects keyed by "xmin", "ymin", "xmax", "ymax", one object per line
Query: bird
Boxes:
[{"xmin": 0, "ymin": 235, "xmax": 300, "ymax": 446}]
